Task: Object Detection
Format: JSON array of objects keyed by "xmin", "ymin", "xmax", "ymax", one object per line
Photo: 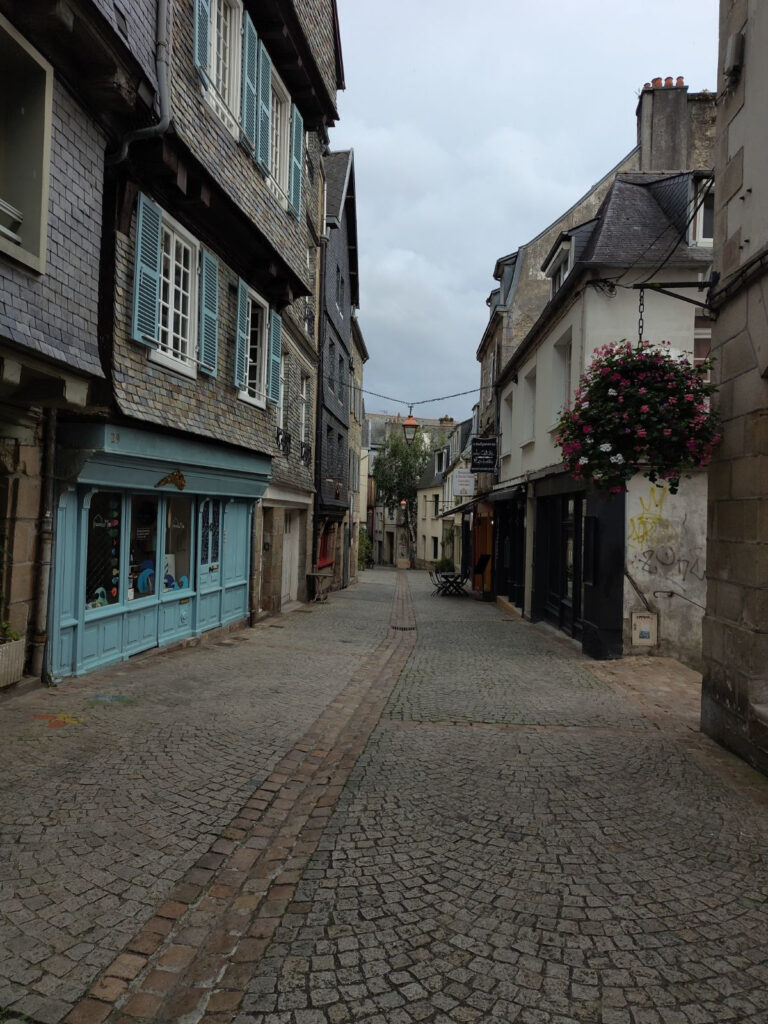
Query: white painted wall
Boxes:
[{"xmin": 623, "ymin": 471, "xmax": 707, "ymax": 668}]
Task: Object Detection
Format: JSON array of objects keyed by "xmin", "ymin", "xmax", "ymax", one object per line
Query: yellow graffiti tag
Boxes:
[{"xmin": 628, "ymin": 485, "xmax": 679, "ymax": 550}]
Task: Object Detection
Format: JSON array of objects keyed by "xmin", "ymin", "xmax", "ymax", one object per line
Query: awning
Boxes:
[
  {"xmin": 487, "ymin": 484, "xmax": 527, "ymax": 503},
  {"xmin": 439, "ymin": 495, "xmax": 483, "ymax": 518}
]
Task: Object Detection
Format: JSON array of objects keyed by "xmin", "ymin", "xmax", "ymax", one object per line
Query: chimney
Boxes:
[{"xmin": 636, "ymin": 74, "xmax": 690, "ymax": 171}]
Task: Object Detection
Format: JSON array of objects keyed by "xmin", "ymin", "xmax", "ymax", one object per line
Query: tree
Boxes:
[{"xmin": 372, "ymin": 429, "xmax": 430, "ymax": 566}]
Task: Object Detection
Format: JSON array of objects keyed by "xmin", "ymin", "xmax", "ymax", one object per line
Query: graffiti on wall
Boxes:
[{"xmin": 627, "ymin": 485, "xmax": 705, "ymax": 592}]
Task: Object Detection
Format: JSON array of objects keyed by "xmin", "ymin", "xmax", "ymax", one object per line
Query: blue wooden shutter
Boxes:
[
  {"xmin": 235, "ymin": 279, "xmax": 249, "ymax": 391},
  {"xmin": 132, "ymin": 193, "xmax": 161, "ymax": 347},
  {"xmin": 256, "ymin": 40, "xmax": 272, "ymax": 171},
  {"xmin": 268, "ymin": 311, "xmax": 282, "ymax": 404},
  {"xmin": 240, "ymin": 14, "xmax": 258, "ymax": 152},
  {"xmin": 194, "ymin": 0, "xmax": 211, "ymax": 83},
  {"xmin": 199, "ymin": 250, "xmax": 219, "ymax": 375},
  {"xmin": 288, "ymin": 104, "xmax": 304, "ymax": 218}
]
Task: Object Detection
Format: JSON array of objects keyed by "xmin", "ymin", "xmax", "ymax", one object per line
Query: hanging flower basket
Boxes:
[{"xmin": 555, "ymin": 340, "xmax": 721, "ymax": 494}]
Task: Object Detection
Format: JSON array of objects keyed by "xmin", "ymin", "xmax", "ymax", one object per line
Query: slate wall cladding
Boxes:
[
  {"xmin": 0, "ymin": 76, "xmax": 105, "ymax": 378},
  {"xmin": 88, "ymin": 0, "xmax": 158, "ymax": 89},
  {"xmin": 293, "ymin": 0, "xmax": 339, "ymax": 99},
  {"xmin": 112, "ymin": 205, "xmax": 311, "ymax": 498},
  {"xmin": 169, "ymin": 0, "xmax": 315, "ymax": 294}
]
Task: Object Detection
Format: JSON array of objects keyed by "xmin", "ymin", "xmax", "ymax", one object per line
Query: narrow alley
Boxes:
[{"xmin": 1, "ymin": 571, "xmax": 767, "ymax": 1024}]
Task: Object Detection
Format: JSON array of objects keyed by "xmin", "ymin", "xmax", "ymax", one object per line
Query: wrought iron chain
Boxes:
[{"xmin": 638, "ymin": 287, "xmax": 645, "ymax": 343}]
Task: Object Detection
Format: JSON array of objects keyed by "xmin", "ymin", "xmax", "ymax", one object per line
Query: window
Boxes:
[
  {"xmin": 194, "ymin": 0, "xmax": 304, "ymax": 216},
  {"xmin": 300, "ymin": 374, "xmax": 310, "ymax": 442},
  {"xmin": 500, "ymin": 391, "xmax": 514, "ymax": 455},
  {"xmin": 128, "ymin": 496, "xmax": 159, "ymax": 600},
  {"xmin": 552, "ymin": 334, "xmax": 572, "ymax": 423},
  {"xmin": 85, "ymin": 492, "xmax": 123, "ymax": 607},
  {"xmin": 435, "ymin": 450, "xmax": 445, "ymax": 474},
  {"xmin": 522, "ymin": 368, "xmax": 537, "ymax": 444},
  {"xmin": 433, "ymin": 494, "xmax": 439, "ymax": 518},
  {"xmin": 328, "ymin": 340, "xmax": 336, "ymax": 392},
  {"xmin": 0, "ymin": 15, "xmax": 53, "ymax": 273},
  {"xmin": 132, "ymin": 195, "xmax": 218, "ymax": 379},
  {"xmin": 545, "ymin": 242, "xmax": 572, "ymax": 297},
  {"xmin": 277, "ymin": 353, "xmax": 286, "ymax": 429},
  {"xmin": 694, "ymin": 329, "xmax": 712, "ymax": 383},
  {"xmin": 692, "ymin": 182, "xmax": 714, "ymax": 247},
  {"xmin": 338, "ymin": 354, "xmax": 345, "ymax": 402},
  {"xmin": 432, "ymin": 537, "xmax": 439, "ymax": 560},
  {"xmin": 268, "ymin": 68, "xmax": 291, "ymax": 202},
  {"xmin": 234, "ymin": 279, "xmax": 282, "ymax": 405},
  {"xmin": 158, "ymin": 220, "xmax": 195, "ymax": 367},
  {"xmin": 336, "ymin": 267, "xmax": 345, "ymax": 311},
  {"xmin": 208, "ymin": 0, "xmax": 241, "ymax": 132},
  {"xmin": 236, "ymin": 288, "xmax": 268, "ymax": 405}
]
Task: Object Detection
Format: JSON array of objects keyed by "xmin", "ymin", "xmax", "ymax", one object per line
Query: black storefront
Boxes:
[
  {"xmin": 531, "ymin": 475, "xmax": 625, "ymax": 660},
  {"xmin": 491, "ymin": 487, "xmax": 527, "ymax": 610}
]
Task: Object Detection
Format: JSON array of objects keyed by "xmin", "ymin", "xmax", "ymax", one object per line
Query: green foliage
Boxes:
[
  {"xmin": 372, "ymin": 429, "xmax": 430, "ymax": 513},
  {"xmin": 0, "ymin": 621, "xmax": 19, "ymax": 644},
  {"xmin": 435, "ymin": 556, "xmax": 455, "ymax": 572},
  {"xmin": 357, "ymin": 526, "xmax": 372, "ymax": 569}
]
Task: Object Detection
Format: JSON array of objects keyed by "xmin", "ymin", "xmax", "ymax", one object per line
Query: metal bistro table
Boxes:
[{"xmin": 435, "ymin": 571, "xmax": 469, "ymax": 596}]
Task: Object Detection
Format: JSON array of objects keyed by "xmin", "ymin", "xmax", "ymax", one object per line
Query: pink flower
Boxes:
[
  {"xmin": 583, "ymin": 425, "xmax": 593, "ymax": 434},
  {"xmin": 684, "ymin": 393, "xmax": 695, "ymax": 401},
  {"xmin": 637, "ymin": 429, "xmax": 647, "ymax": 438},
  {"xmin": 640, "ymin": 405, "xmax": 650, "ymax": 414},
  {"xmin": 663, "ymin": 429, "xmax": 672, "ymax": 436}
]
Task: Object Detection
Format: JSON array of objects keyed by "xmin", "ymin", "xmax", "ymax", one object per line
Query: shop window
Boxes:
[
  {"xmin": 164, "ymin": 496, "xmax": 193, "ymax": 590},
  {"xmin": 201, "ymin": 498, "xmax": 221, "ymax": 566},
  {"xmin": 85, "ymin": 492, "xmax": 122, "ymax": 607},
  {"xmin": 128, "ymin": 496, "xmax": 159, "ymax": 600}
]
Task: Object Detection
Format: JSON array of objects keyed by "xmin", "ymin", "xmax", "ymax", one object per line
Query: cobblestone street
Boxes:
[{"xmin": 1, "ymin": 570, "xmax": 768, "ymax": 1024}]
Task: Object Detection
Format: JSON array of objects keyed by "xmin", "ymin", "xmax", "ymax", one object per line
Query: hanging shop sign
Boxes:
[
  {"xmin": 453, "ymin": 469, "xmax": 476, "ymax": 496},
  {"xmin": 471, "ymin": 437, "xmax": 497, "ymax": 473}
]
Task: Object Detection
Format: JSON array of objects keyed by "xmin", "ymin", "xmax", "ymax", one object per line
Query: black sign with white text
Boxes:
[{"xmin": 471, "ymin": 437, "xmax": 497, "ymax": 472}]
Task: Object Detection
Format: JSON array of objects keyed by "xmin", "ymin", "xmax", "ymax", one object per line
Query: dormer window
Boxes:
[
  {"xmin": 435, "ymin": 450, "xmax": 445, "ymax": 474},
  {"xmin": 544, "ymin": 241, "xmax": 572, "ymax": 297}
]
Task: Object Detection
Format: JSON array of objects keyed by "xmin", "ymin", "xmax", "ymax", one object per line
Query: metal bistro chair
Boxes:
[{"xmin": 428, "ymin": 570, "xmax": 445, "ymax": 596}]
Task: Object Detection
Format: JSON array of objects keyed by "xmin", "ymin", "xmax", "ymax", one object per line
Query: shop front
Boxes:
[{"xmin": 51, "ymin": 424, "xmax": 271, "ymax": 679}]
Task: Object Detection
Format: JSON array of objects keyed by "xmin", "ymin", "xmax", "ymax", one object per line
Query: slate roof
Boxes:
[
  {"xmin": 324, "ymin": 150, "xmax": 352, "ymax": 224},
  {"xmin": 580, "ymin": 173, "xmax": 711, "ymax": 269}
]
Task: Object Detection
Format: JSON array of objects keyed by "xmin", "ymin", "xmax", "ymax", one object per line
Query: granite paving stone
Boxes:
[{"xmin": 2, "ymin": 570, "xmax": 768, "ymax": 1024}]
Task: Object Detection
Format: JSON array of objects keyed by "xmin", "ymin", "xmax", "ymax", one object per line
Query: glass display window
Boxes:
[
  {"xmin": 128, "ymin": 496, "xmax": 159, "ymax": 600},
  {"xmin": 85, "ymin": 492, "xmax": 122, "ymax": 607},
  {"xmin": 164, "ymin": 496, "xmax": 193, "ymax": 591}
]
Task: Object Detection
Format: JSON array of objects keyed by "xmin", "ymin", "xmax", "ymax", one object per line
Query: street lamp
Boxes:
[{"xmin": 403, "ymin": 408, "xmax": 418, "ymax": 444}]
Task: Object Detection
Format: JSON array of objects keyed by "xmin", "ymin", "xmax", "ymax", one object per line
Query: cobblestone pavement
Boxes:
[{"xmin": 2, "ymin": 571, "xmax": 768, "ymax": 1024}]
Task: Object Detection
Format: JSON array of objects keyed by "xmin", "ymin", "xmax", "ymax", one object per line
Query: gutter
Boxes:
[{"xmin": 107, "ymin": 0, "xmax": 172, "ymax": 165}]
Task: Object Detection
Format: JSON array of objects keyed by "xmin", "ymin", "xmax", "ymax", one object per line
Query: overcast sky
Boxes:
[{"xmin": 329, "ymin": 0, "xmax": 719, "ymax": 424}]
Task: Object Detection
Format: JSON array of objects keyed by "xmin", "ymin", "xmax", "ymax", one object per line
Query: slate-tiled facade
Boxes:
[
  {"xmin": 0, "ymin": 0, "xmax": 345, "ymax": 683},
  {"xmin": 315, "ymin": 149, "xmax": 360, "ymax": 587}
]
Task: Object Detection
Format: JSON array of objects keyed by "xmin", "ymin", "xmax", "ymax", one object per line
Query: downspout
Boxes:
[
  {"xmin": 30, "ymin": 409, "xmax": 56, "ymax": 682},
  {"xmin": 312, "ymin": 234, "xmax": 328, "ymax": 574},
  {"xmin": 108, "ymin": 0, "xmax": 172, "ymax": 165}
]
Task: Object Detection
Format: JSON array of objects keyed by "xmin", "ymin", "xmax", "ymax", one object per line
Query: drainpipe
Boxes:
[
  {"xmin": 108, "ymin": 0, "xmax": 172, "ymax": 165},
  {"xmin": 30, "ymin": 409, "xmax": 56, "ymax": 682}
]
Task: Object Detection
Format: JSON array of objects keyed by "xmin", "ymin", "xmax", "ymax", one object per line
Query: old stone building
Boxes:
[
  {"xmin": 702, "ymin": 0, "xmax": 768, "ymax": 772},
  {"xmin": 0, "ymin": 0, "xmax": 345, "ymax": 681},
  {"xmin": 476, "ymin": 79, "xmax": 716, "ymax": 664}
]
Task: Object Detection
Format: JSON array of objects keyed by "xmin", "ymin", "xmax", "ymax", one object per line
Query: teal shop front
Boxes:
[{"xmin": 51, "ymin": 424, "xmax": 271, "ymax": 679}]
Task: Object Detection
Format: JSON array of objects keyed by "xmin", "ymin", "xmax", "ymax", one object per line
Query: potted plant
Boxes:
[
  {"xmin": 0, "ymin": 621, "xmax": 25, "ymax": 689},
  {"xmin": 555, "ymin": 339, "xmax": 720, "ymax": 494}
]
